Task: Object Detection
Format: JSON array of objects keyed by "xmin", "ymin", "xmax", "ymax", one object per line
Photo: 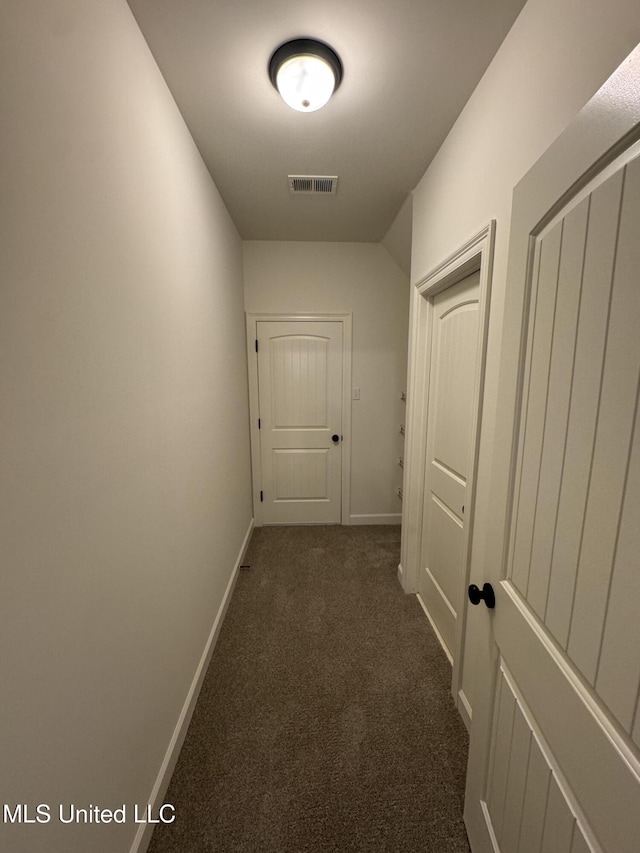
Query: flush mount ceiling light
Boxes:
[{"xmin": 269, "ymin": 38, "xmax": 343, "ymax": 113}]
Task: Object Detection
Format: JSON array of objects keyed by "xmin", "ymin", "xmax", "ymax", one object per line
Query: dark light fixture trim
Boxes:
[{"xmin": 268, "ymin": 38, "xmax": 344, "ymax": 92}]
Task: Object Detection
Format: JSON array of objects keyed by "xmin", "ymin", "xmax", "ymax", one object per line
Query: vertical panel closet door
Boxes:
[{"xmin": 465, "ymin": 50, "xmax": 640, "ymax": 853}]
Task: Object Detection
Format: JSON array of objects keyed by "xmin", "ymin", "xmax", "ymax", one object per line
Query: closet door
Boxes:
[
  {"xmin": 464, "ymin": 49, "xmax": 640, "ymax": 853},
  {"xmin": 257, "ymin": 321, "xmax": 343, "ymax": 524},
  {"xmin": 418, "ymin": 271, "xmax": 480, "ymax": 660}
]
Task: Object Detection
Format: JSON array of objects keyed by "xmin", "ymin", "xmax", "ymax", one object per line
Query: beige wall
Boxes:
[
  {"xmin": 381, "ymin": 196, "xmax": 413, "ymax": 277},
  {"xmin": 408, "ymin": 0, "xmax": 640, "ymax": 715},
  {"xmin": 0, "ymin": 2, "xmax": 252, "ymax": 851},
  {"xmin": 244, "ymin": 241, "xmax": 409, "ymax": 522}
]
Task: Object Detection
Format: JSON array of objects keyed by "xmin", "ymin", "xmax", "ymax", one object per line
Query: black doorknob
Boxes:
[
  {"xmin": 468, "ymin": 582, "xmax": 496, "ymax": 609},
  {"xmin": 331, "ymin": 434, "xmax": 340, "ymax": 443}
]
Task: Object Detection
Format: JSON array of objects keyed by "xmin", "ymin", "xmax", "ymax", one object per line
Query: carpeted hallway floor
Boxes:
[{"xmin": 148, "ymin": 525, "xmax": 471, "ymax": 853}]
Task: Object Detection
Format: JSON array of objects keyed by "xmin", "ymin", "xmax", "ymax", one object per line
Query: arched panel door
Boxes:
[
  {"xmin": 257, "ymin": 321, "xmax": 343, "ymax": 524},
  {"xmin": 419, "ymin": 272, "xmax": 480, "ymax": 659}
]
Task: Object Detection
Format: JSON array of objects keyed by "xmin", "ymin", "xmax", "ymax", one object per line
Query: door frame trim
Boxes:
[
  {"xmin": 246, "ymin": 313, "xmax": 353, "ymax": 526},
  {"xmin": 400, "ymin": 222, "xmax": 495, "ymax": 718}
]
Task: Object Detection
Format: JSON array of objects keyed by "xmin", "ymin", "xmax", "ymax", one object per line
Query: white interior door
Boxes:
[
  {"xmin": 464, "ymin": 50, "xmax": 640, "ymax": 853},
  {"xmin": 418, "ymin": 271, "xmax": 480, "ymax": 660},
  {"xmin": 257, "ymin": 320, "xmax": 343, "ymax": 524}
]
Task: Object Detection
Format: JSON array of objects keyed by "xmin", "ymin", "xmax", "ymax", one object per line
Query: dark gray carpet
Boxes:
[{"xmin": 148, "ymin": 525, "xmax": 470, "ymax": 853}]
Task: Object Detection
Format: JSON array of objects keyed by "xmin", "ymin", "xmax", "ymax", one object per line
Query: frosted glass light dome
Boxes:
[
  {"xmin": 269, "ymin": 39, "xmax": 343, "ymax": 113},
  {"xmin": 276, "ymin": 54, "xmax": 336, "ymax": 112}
]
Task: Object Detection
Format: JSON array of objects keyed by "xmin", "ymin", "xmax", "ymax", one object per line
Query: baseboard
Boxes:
[
  {"xmin": 129, "ymin": 517, "xmax": 254, "ymax": 853},
  {"xmin": 397, "ymin": 562, "xmax": 404, "ymax": 587},
  {"xmin": 349, "ymin": 513, "xmax": 402, "ymax": 525},
  {"xmin": 457, "ymin": 688, "xmax": 472, "ymax": 733}
]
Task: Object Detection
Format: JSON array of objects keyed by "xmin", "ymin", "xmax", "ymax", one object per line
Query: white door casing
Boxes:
[
  {"xmin": 464, "ymin": 46, "xmax": 640, "ymax": 853},
  {"xmin": 418, "ymin": 272, "xmax": 481, "ymax": 664},
  {"xmin": 400, "ymin": 223, "xmax": 494, "ymax": 726},
  {"xmin": 246, "ymin": 314, "xmax": 352, "ymax": 526}
]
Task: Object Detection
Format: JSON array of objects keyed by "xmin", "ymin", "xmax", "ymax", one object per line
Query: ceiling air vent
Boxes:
[{"xmin": 288, "ymin": 175, "xmax": 338, "ymax": 195}]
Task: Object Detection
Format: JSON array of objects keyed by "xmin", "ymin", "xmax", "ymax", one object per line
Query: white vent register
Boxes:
[{"xmin": 288, "ymin": 175, "xmax": 338, "ymax": 194}]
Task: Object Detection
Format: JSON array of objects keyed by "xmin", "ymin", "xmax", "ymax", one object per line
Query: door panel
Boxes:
[
  {"xmin": 596, "ymin": 410, "xmax": 640, "ymax": 733},
  {"xmin": 273, "ymin": 448, "xmax": 330, "ymax": 500},
  {"xmin": 487, "ymin": 582, "xmax": 640, "ymax": 853},
  {"xmin": 464, "ymin": 52, "xmax": 640, "ymax": 853},
  {"xmin": 526, "ymin": 198, "xmax": 589, "ymax": 622},
  {"xmin": 508, "ymin": 154, "xmax": 640, "ymax": 731},
  {"xmin": 419, "ymin": 272, "xmax": 480, "ymax": 657},
  {"xmin": 432, "ymin": 285, "xmax": 481, "ymax": 482},
  {"xmin": 486, "ymin": 665, "xmax": 594, "ymax": 853},
  {"xmin": 270, "ymin": 335, "xmax": 329, "ymax": 428},
  {"xmin": 543, "ymin": 179, "xmax": 620, "ymax": 647},
  {"xmin": 427, "ymin": 497, "xmax": 464, "ymax": 613},
  {"xmin": 257, "ymin": 321, "xmax": 342, "ymax": 524},
  {"xmin": 566, "ymin": 158, "xmax": 640, "ymax": 686},
  {"xmin": 509, "ymin": 220, "xmax": 563, "ymax": 600}
]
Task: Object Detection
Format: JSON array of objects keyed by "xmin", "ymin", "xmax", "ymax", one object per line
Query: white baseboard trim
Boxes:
[
  {"xmin": 129, "ymin": 517, "xmax": 254, "ymax": 853},
  {"xmin": 397, "ymin": 562, "xmax": 404, "ymax": 587},
  {"xmin": 349, "ymin": 513, "xmax": 402, "ymax": 525},
  {"xmin": 458, "ymin": 688, "xmax": 472, "ymax": 733},
  {"xmin": 416, "ymin": 592, "xmax": 454, "ymax": 666}
]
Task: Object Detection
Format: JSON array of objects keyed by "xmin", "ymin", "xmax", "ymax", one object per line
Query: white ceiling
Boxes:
[{"xmin": 126, "ymin": 0, "xmax": 526, "ymax": 242}]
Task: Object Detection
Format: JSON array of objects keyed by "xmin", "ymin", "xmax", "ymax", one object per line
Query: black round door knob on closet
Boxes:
[
  {"xmin": 468, "ymin": 582, "xmax": 496, "ymax": 609},
  {"xmin": 331, "ymin": 434, "xmax": 340, "ymax": 443}
]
